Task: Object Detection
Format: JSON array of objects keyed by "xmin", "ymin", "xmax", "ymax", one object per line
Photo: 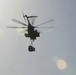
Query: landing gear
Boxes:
[{"xmin": 28, "ymin": 40, "xmax": 35, "ymax": 52}]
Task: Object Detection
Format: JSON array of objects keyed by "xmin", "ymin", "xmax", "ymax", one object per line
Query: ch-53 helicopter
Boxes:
[{"xmin": 7, "ymin": 13, "xmax": 56, "ymax": 52}]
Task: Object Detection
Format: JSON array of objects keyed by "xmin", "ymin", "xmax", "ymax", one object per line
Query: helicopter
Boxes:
[{"xmin": 7, "ymin": 13, "xmax": 56, "ymax": 52}]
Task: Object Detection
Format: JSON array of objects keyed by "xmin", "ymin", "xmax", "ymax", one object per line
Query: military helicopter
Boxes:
[{"xmin": 7, "ymin": 13, "xmax": 56, "ymax": 52}]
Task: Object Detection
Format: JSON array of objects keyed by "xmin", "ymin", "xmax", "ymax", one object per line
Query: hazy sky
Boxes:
[{"xmin": 0, "ymin": 0, "xmax": 76, "ymax": 75}]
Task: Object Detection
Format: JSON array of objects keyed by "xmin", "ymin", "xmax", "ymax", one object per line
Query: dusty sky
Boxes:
[{"xmin": 0, "ymin": 0, "xmax": 76, "ymax": 75}]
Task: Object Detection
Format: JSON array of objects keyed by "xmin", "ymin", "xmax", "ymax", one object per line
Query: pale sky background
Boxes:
[{"xmin": 0, "ymin": 0, "xmax": 76, "ymax": 75}]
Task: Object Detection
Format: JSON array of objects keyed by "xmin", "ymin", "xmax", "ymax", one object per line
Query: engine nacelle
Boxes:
[{"xmin": 24, "ymin": 33, "xmax": 29, "ymax": 37}]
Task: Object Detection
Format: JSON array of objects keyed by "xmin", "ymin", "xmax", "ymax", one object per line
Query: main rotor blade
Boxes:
[
  {"xmin": 11, "ymin": 19, "xmax": 28, "ymax": 26},
  {"xmin": 35, "ymin": 26, "xmax": 57, "ymax": 28},
  {"xmin": 35, "ymin": 19, "xmax": 55, "ymax": 27},
  {"xmin": 7, "ymin": 26, "xmax": 27, "ymax": 28},
  {"xmin": 28, "ymin": 16, "xmax": 38, "ymax": 18},
  {"xmin": 38, "ymin": 27, "xmax": 56, "ymax": 34},
  {"xmin": 19, "ymin": 30, "xmax": 27, "ymax": 33}
]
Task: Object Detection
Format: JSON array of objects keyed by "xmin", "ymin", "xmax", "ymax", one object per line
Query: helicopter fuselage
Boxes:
[{"xmin": 24, "ymin": 15, "xmax": 40, "ymax": 41}]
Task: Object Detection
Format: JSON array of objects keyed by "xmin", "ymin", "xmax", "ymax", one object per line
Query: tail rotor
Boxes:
[{"xmin": 22, "ymin": 12, "xmax": 26, "ymax": 22}]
